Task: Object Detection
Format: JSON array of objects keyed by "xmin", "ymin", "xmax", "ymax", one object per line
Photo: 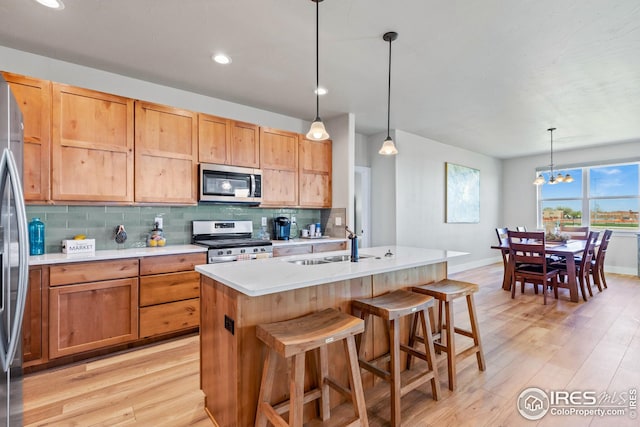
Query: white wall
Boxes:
[
  {"xmin": 0, "ymin": 45, "xmax": 307, "ymax": 133},
  {"xmin": 392, "ymin": 130, "xmax": 503, "ymax": 272},
  {"xmin": 368, "ymin": 131, "xmax": 397, "ymax": 247},
  {"xmin": 503, "ymin": 140, "xmax": 640, "ymax": 275},
  {"xmin": 355, "ymin": 133, "xmax": 371, "ymax": 167},
  {"xmin": 327, "ymin": 114, "xmax": 355, "ymax": 230}
]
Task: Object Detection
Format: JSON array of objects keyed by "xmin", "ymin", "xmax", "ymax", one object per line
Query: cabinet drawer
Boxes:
[
  {"xmin": 140, "ymin": 271, "xmax": 200, "ymax": 307},
  {"xmin": 312, "ymin": 241, "xmax": 347, "ymax": 253},
  {"xmin": 49, "ymin": 278, "xmax": 139, "ymax": 358},
  {"xmin": 139, "ymin": 253, "xmax": 206, "ymax": 275},
  {"xmin": 272, "ymin": 244, "xmax": 313, "ymax": 257},
  {"xmin": 50, "ymin": 259, "xmax": 139, "ymax": 286},
  {"xmin": 140, "ymin": 299, "xmax": 199, "ymax": 338}
]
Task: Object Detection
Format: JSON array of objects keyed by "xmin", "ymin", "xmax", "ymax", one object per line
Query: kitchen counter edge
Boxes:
[
  {"xmin": 196, "ymin": 246, "xmax": 468, "ymax": 297},
  {"xmin": 29, "ymin": 244, "xmax": 208, "ymax": 265}
]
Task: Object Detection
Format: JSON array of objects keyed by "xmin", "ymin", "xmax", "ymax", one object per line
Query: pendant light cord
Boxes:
[
  {"xmin": 315, "ymin": 0, "xmax": 320, "ymax": 119},
  {"xmin": 387, "ymin": 35, "xmax": 392, "ymax": 139},
  {"xmin": 548, "ymin": 127, "xmax": 555, "ymax": 176}
]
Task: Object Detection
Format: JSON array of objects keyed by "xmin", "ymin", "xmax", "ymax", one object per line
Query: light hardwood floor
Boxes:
[{"xmin": 24, "ymin": 264, "xmax": 640, "ymax": 426}]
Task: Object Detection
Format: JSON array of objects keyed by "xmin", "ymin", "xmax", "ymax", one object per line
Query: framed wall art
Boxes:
[{"xmin": 445, "ymin": 162, "xmax": 480, "ymax": 223}]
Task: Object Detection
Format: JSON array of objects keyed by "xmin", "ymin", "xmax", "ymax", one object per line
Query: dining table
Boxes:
[{"xmin": 491, "ymin": 239, "xmax": 592, "ymax": 303}]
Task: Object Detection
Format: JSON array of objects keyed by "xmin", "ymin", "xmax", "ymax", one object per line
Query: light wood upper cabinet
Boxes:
[
  {"xmin": 260, "ymin": 127, "xmax": 298, "ymax": 206},
  {"xmin": 199, "ymin": 115, "xmax": 261, "ymax": 169},
  {"xmin": 299, "ymin": 136, "xmax": 332, "ymax": 207},
  {"xmin": 3, "ymin": 72, "xmax": 51, "ymax": 202},
  {"xmin": 135, "ymin": 101, "xmax": 197, "ymax": 204},
  {"xmin": 198, "ymin": 113, "xmax": 231, "ymax": 164},
  {"xmin": 51, "ymin": 83, "xmax": 134, "ymax": 202},
  {"xmin": 230, "ymin": 121, "xmax": 260, "ymax": 168}
]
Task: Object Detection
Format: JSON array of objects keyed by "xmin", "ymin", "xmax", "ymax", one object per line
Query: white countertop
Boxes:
[
  {"xmin": 196, "ymin": 246, "xmax": 468, "ymax": 297},
  {"xmin": 29, "ymin": 244, "xmax": 207, "ymax": 266},
  {"xmin": 271, "ymin": 237, "xmax": 347, "ymax": 246}
]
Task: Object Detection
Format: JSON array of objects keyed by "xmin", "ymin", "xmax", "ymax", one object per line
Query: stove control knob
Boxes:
[
  {"xmin": 240, "ymin": 249, "xmax": 245, "ymax": 253},
  {"xmin": 217, "ymin": 250, "xmax": 224, "ymax": 256},
  {"xmin": 253, "ymin": 248, "xmax": 259, "ymax": 253},
  {"xmin": 226, "ymin": 250, "xmax": 232, "ymax": 255},
  {"xmin": 260, "ymin": 248, "xmax": 266, "ymax": 252}
]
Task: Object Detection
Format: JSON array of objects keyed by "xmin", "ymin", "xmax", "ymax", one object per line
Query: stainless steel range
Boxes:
[{"xmin": 192, "ymin": 220, "xmax": 273, "ymax": 263}]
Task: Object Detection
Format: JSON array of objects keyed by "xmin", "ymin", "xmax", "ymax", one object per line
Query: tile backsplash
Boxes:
[{"xmin": 26, "ymin": 204, "xmax": 333, "ymax": 253}]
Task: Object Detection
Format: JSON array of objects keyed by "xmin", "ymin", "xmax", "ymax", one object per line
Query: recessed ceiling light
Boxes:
[
  {"xmin": 212, "ymin": 54, "xmax": 232, "ymax": 65},
  {"xmin": 34, "ymin": 0, "xmax": 65, "ymax": 10},
  {"xmin": 314, "ymin": 87, "xmax": 328, "ymax": 96}
]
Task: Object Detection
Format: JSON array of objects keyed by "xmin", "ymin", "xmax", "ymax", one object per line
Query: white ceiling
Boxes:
[{"xmin": 1, "ymin": 0, "xmax": 640, "ymax": 159}]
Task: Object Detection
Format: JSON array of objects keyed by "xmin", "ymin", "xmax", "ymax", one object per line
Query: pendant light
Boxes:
[
  {"xmin": 306, "ymin": 0, "xmax": 330, "ymax": 141},
  {"xmin": 379, "ymin": 31, "xmax": 399, "ymax": 155},
  {"xmin": 534, "ymin": 127, "xmax": 570, "ymax": 186}
]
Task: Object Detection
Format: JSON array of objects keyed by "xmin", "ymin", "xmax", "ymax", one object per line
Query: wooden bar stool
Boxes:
[
  {"xmin": 255, "ymin": 308, "xmax": 369, "ymax": 427},
  {"xmin": 351, "ymin": 290, "xmax": 440, "ymax": 427},
  {"xmin": 410, "ymin": 279, "xmax": 485, "ymax": 391}
]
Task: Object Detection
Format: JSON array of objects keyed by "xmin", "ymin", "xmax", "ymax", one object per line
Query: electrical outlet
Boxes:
[
  {"xmin": 291, "ymin": 216, "xmax": 296, "ymax": 224},
  {"xmin": 261, "ymin": 217, "xmax": 267, "ymax": 226},
  {"xmin": 154, "ymin": 216, "xmax": 163, "ymax": 229},
  {"xmin": 335, "ymin": 216, "xmax": 342, "ymax": 226},
  {"xmin": 224, "ymin": 315, "xmax": 235, "ymax": 335}
]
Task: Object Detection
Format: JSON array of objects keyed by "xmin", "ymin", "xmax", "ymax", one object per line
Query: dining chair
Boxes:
[
  {"xmin": 495, "ymin": 227, "xmax": 510, "ymax": 287},
  {"xmin": 515, "ymin": 226, "xmax": 527, "ymax": 232},
  {"xmin": 507, "ymin": 230, "xmax": 559, "ymax": 305},
  {"xmin": 559, "ymin": 225, "xmax": 589, "ymax": 240},
  {"xmin": 590, "ymin": 229, "xmax": 613, "ymax": 291},
  {"xmin": 551, "ymin": 231, "xmax": 599, "ymax": 301}
]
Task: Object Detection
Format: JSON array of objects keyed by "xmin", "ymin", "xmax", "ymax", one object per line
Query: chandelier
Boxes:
[{"xmin": 533, "ymin": 128, "xmax": 573, "ymax": 185}]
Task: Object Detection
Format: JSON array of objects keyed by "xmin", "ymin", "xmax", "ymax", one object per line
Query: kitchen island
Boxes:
[{"xmin": 196, "ymin": 246, "xmax": 466, "ymax": 427}]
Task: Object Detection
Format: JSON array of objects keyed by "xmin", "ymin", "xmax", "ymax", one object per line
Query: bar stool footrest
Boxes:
[
  {"xmin": 325, "ymin": 376, "xmax": 354, "ymax": 401},
  {"xmin": 359, "ymin": 359, "xmax": 391, "ymax": 382},
  {"xmin": 272, "ymin": 387, "xmax": 324, "ymax": 415},
  {"xmin": 400, "ymin": 370, "xmax": 437, "ymax": 396},
  {"xmin": 259, "ymin": 402, "xmax": 289, "ymax": 427},
  {"xmin": 454, "ymin": 326, "xmax": 474, "ymax": 338},
  {"xmin": 457, "ymin": 345, "xmax": 482, "ymax": 363},
  {"xmin": 399, "ymin": 343, "xmax": 428, "ymax": 362}
]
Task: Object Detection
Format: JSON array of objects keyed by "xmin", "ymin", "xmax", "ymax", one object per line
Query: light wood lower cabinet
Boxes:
[
  {"xmin": 47, "ymin": 259, "xmax": 139, "ymax": 359},
  {"xmin": 23, "ymin": 266, "xmax": 47, "ymax": 365},
  {"xmin": 272, "ymin": 240, "xmax": 347, "ymax": 257},
  {"xmin": 139, "ymin": 253, "xmax": 205, "ymax": 338},
  {"xmin": 25, "ymin": 253, "xmax": 207, "ymax": 367},
  {"xmin": 311, "ymin": 241, "xmax": 347, "ymax": 252},
  {"xmin": 49, "ymin": 277, "xmax": 139, "ymax": 359}
]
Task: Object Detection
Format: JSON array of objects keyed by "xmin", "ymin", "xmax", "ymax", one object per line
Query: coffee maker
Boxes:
[{"xmin": 273, "ymin": 216, "xmax": 291, "ymax": 240}]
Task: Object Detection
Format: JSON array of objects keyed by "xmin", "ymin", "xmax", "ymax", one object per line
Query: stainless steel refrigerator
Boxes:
[{"xmin": 0, "ymin": 75, "xmax": 29, "ymax": 426}]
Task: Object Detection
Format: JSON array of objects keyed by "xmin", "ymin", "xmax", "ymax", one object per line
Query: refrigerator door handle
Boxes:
[{"xmin": 0, "ymin": 148, "xmax": 29, "ymax": 372}]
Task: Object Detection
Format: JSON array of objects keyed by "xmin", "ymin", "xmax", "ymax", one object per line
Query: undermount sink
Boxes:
[
  {"xmin": 288, "ymin": 258, "xmax": 330, "ymax": 265},
  {"xmin": 288, "ymin": 254, "xmax": 374, "ymax": 265},
  {"xmin": 323, "ymin": 254, "xmax": 372, "ymax": 262}
]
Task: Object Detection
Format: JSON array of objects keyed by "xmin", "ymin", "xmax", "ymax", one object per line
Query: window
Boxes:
[
  {"xmin": 589, "ymin": 164, "xmax": 639, "ymax": 229},
  {"xmin": 537, "ymin": 162, "xmax": 640, "ymax": 231}
]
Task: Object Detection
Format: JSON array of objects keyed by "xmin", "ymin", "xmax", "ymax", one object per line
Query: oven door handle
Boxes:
[{"xmin": 209, "ymin": 255, "xmax": 238, "ymax": 263}]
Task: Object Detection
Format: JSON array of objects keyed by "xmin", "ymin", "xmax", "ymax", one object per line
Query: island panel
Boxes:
[{"xmin": 200, "ymin": 261, "xmax": 448, "ymax": 427}]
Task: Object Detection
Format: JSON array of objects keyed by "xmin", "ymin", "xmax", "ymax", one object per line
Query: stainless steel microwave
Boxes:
[{"xmin": 199, "ymin": 163, "xmax": 262, "ymax": 204}]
